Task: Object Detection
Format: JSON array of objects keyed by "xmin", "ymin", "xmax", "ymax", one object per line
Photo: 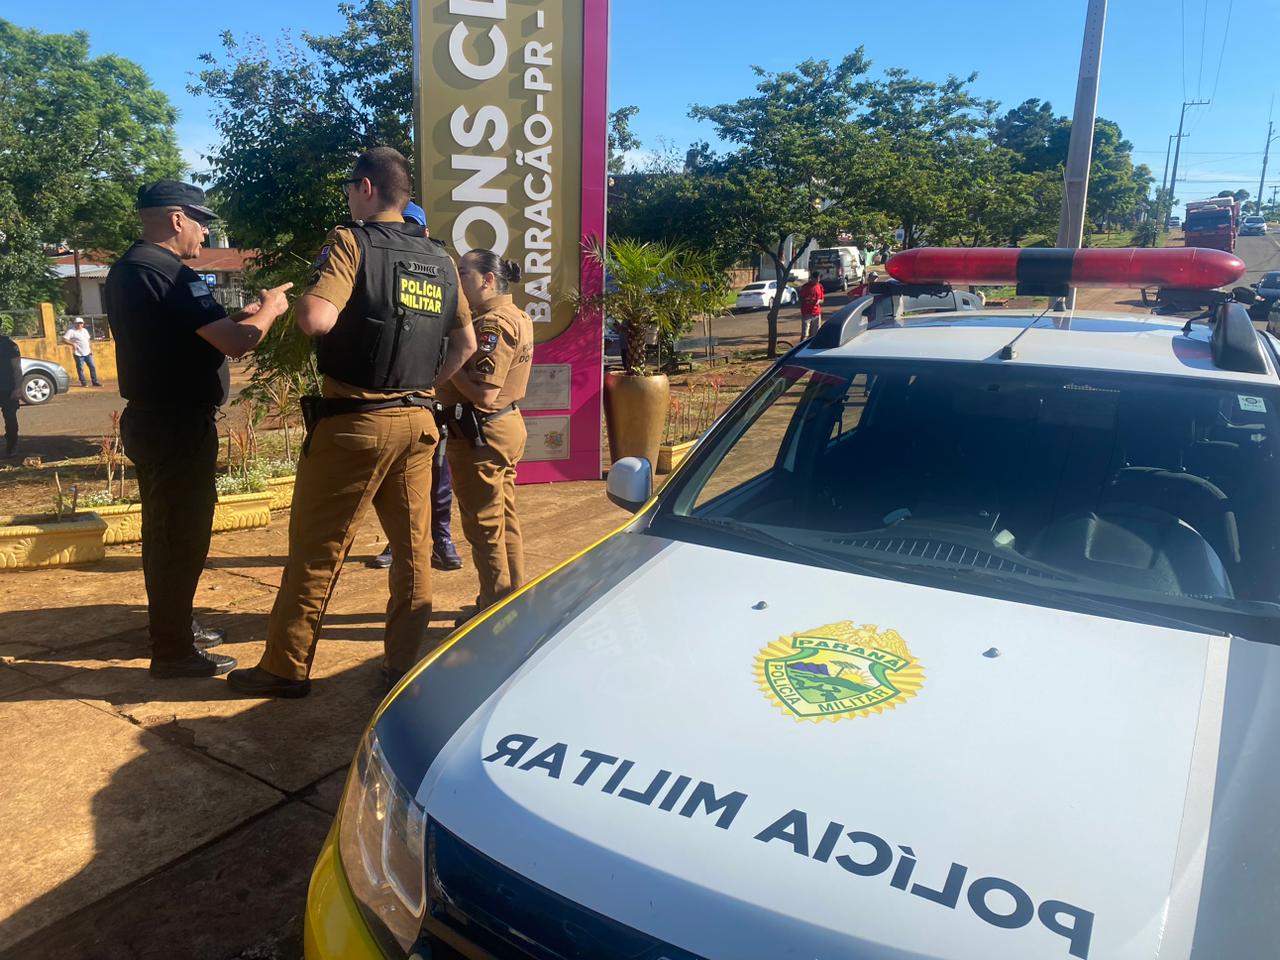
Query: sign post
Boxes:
[{"xmin": 412, "ymin": 0, "xmax": 609, "ymax": 482}]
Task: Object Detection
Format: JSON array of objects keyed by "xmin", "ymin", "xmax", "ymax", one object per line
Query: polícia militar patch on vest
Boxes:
[
  {"xmin": 756, "ymin": 621, "xmax": 924, "ymax": 722},
  {"xmin": 397, "ymin": 268, "xmax": 445, "ymax": 316}
]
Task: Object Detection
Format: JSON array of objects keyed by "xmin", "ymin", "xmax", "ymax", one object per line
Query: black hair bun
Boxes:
[{"xmin": 503, "ymin": 259, "xmax": 522, "ymax": 284}]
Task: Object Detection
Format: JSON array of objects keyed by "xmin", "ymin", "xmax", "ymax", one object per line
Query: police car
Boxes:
[{"xmin": 305, "ymin": 247, "xmax": 1280, "ymax": 960}]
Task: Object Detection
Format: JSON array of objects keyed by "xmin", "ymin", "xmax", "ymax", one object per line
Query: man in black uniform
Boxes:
[
  {"xmin": 0, "ymin": 333, "xmax": 20, "ymax": 458},
  {"xmin": 228, "ymin": 147, "xmax": 475, "ymax": 698},
  {"xmin": 105, "ymin": 181, "xmax": 293, "ymax": 679}
]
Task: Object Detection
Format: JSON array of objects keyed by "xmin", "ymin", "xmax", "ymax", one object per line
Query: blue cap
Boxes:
[{"xmin": 403, "ymin": 201, "xmax": 427, "ymax": 227}]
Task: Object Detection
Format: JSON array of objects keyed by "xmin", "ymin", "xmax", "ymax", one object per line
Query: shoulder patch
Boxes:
[
  {"xmin": 187, "ymin": 280, "xmax": 212, "ymax": 299},
  {"xmin": 311, "ymin": 244, "xmax": 332, "ymax": 271},
  {"xmin": 474, "ymin": 355, "xmax": 497, "ymax": 375},
  {"xmin": 477, "ymin": 326, "xmax": 500, "ymax": 354}
]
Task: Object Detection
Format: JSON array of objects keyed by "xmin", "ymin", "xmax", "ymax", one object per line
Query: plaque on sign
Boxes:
[
  {"xmin": 522, "ymin": 364, "xmax": 572, "ymax": 411},
  {"xmin": 524, "ymin": 415, "xmax": 571, "ymax": 462}
]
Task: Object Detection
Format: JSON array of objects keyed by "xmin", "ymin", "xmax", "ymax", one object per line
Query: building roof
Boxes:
[
  {"xmin": 801, "ymin": 311, "xmax": 1280, "ymax": 386},
  {"xmin": 53, "ymin": 247, "xmax": 258, "ymax": 274}
]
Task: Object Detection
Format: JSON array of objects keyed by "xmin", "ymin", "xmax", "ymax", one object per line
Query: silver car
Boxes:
[{"xmin": 18, "ymin": 357, "xmax": 71, "ymax": 405}]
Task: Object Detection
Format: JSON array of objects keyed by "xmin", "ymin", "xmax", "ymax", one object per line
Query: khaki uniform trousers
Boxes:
[
  {"xmin": 260, "ymin": 407, "xmax": 439, "ymax": 681},
  {"xmin": 446, "ymin": 410, "xmax": 527, "ymax": 610}
]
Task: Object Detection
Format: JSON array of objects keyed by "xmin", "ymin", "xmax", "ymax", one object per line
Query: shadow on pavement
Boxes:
[{"xmin": 0, "ymin": 678, "xmax": 351, "ymax": 960}]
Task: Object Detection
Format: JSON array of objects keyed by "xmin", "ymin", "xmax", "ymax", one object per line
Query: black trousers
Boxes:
[
  {"xmin": 1, "ymin": 397, "xmax": 16, "ymax": 454},
  {"xmin": 120, "ymin": 404, "xmax": 218, "ymax": 661}
]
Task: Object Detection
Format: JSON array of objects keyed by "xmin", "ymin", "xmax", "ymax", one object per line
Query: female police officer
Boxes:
[{"xmin": 437, "ymin": 250, "xmax": 534, "ymax": 619}]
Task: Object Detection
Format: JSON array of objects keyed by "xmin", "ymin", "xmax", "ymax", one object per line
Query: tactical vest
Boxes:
[{"xmin": 315, "ymin": 221, "xmax": 459, "ymax": 391}]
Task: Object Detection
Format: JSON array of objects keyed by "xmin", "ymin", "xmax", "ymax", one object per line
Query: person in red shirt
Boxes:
[
  {"xmin": 798, "ymin": 275, "xmax": 825, "ymax": 338},
  {"xmin": 849, "ymin": 271, "xmax": 880, "ymax": 300}
]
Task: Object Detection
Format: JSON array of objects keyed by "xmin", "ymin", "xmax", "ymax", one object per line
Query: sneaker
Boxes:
[
  {"xmin": 227, "ymin": 666, "xmax": 312, "ymax": 699},
  {"xmin": 192, "ymin": 619, "xmax": 226, "ymax": 650},
  {"xmin": 365, "ymin": 544, "xmax": 393, "ymax": 569},
  {"xmin": 150, "ymin": 650, "xmax": 237, "ymax": 679},
  {"xmin": 432, "ymin": 541, "xmax": 464, "ymax": 571}
]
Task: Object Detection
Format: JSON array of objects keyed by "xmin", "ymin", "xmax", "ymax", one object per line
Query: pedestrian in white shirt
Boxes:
[{"xmin": 63, "ymin": 317, "xmax": 101, "ymax": 387}]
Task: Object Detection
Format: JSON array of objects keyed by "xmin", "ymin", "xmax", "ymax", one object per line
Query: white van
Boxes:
[{"xmin": 808, "ymin": 246, "xmax": 864, "ymax": 292}]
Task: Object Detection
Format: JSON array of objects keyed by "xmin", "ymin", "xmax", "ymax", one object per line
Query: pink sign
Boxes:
[{"xmin": 518, "ymin": 0, "xmax": 609, "ymax": 483}]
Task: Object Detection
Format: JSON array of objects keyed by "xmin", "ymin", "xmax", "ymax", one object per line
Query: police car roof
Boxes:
[{"xmin": 800, "ymin": 309, "xmax": 1280, "ymax": 386}]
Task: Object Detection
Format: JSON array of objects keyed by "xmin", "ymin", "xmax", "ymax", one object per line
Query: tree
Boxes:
[
  {"xmin": 993, "ymin": 99, "xmax": 1069, "ymax": 174},
  {"xmin": 1233, "ymin": 189, "xmax": 1250, "ymax": 203},
  {"xmin": 608, "ymin": 106, "xmax": 641, "ymax": 175},
  {"xmin": 690, "ymin": 54, "xmax": 870, "ymax": 357},
  {"xmin": 852, "ymin": 69, "xmax": 997, "ymax": 250},
  {"xmin": 0, "ymin": 19, "xmax": 181, "ymax": 308},
  {"xmin": 191, "ymin": 1, "xmax": 415, "ymax": 280},
  {"xmin": 192, "ymin": 0, "xmax": 413, "ymax": 397}
]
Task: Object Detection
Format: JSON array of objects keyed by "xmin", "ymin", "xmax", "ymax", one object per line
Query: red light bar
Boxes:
[{"xmin": 886, "ymin": 247, "xmax": 1246, "ymax": 290}]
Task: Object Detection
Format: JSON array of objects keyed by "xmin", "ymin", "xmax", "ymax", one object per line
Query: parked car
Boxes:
[
  {"xmin": 1167, "ymin": 216, "xmax": 1182, "ymax": 228},
  {"xmin": 1242, "ymin": 215, "xmax": 1268, "ymax": 237},
  {"xmin": 734, "ymin": 280, "xmax": 796, "ymax": 312},
  {"xmin": 18, "ymin": 357, "xmax": 71, "ymax": 405}
]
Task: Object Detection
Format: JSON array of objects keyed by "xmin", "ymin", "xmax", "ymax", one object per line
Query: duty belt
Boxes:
[
  {"xmin": 437, "ymin": 402, "xmax": 517, "ymax": 449},
  {"xmin": 298, "ymin": 394, "xmax": 436, "ymax": 454}
]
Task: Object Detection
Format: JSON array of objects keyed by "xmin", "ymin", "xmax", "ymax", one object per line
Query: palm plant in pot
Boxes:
[{"xmin": 577, "ymin": 238, "xmax": 726, "ymax": 468}]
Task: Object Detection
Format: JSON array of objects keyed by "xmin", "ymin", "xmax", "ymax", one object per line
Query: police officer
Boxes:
[
  {"xmin": 438, "ymin": 249, "xmax": 534, "ymax": 619},
  {"xmin": 228, "ymin": 147, "xmax": 476, "ymax": 698},
  {"xmin": 105, "ymin": 181, "xmax": 293, "ymax": 679}
]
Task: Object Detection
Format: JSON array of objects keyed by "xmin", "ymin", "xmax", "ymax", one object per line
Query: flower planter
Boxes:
[
  {"xmin": 603, "ymin": 372, "xmax": 669, "ymax": 469},
  {"xmin": 96, "ymin": 501, "xmax": 144, "ymax": 545},
  {"xmin": 0, "ymin": 513, "xmax": 108, "ymax": 570},
  {"xmin": 265, "ymin": 475, "xmax": 296, "ymax": 511},
  {"xmin": 212, "ymin": 492, "xmax": 273, "ymax": 533},
  {"xmin": 657, "ymin": 439, "xmax": 697, "ymax": 474}
]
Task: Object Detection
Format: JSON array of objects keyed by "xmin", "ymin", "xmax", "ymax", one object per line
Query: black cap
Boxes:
[{"xmin": 136, "ymin": 180, "xmax": 218, "ymax": 220}]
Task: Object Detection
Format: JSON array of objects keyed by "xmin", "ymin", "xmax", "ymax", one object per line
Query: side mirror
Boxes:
[
  {"xmin": 1232, "ymin": 286, "xmax": 1258, "ymax": 304},
  {"xmin": 607, "ymin": 457, "xmax": 653, "ymax": 512}
]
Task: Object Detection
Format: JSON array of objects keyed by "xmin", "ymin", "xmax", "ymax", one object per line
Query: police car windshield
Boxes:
[{"xmin": 659, "ymin": 358, "xmax": 1280, "ymax": 640}]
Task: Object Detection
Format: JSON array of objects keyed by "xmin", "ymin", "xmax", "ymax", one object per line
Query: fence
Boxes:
[
  {"xmin": 0, "ymin": 307, "xmax": 44, "ymax": 339},
  {"xmin": 56, "ymin": 314, "xmax": 111, "ymax": 341}
]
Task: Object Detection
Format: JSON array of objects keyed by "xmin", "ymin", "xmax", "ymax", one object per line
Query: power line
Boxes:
[
  {"xmin": 1197, "ymin": 0, "xmax": 1209, "ymax": 98},
  {"xmin": 1180, "ymin": 0, "xmax": 1187, "ymax": 101},
  {"xmin": 1208, "ymin": 0, "xmax": 1235, "ymax": 104}
]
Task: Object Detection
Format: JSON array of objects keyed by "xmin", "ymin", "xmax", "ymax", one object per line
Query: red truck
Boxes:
[{"xmin": 1183, "ymin": 197, "xmax": 1240, "ymax": 253}]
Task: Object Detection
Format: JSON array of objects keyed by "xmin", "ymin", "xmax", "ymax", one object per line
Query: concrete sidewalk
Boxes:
[{"xmin": 0, "ymin": 481, "xmax": 629, "ymax": 959}]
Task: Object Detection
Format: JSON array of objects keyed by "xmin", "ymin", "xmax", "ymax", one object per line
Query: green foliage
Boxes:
[
  {"xmin": 0, "ymin": 19, "xmax": 180, "ymax": 308},
  {"xmin": 577, "ymin": 238, "xmax": 726, "ymax": 377},
  {"xmin": 689, "ymin": 54, "xmax": 871, "ymax": 356},
  {"xmin": 191, "ymin": 1, "xmax": 413, "ymax": 281},
  {"xmin": 608, "ymin": 106, "xmax": 641, "ymax": 175}
]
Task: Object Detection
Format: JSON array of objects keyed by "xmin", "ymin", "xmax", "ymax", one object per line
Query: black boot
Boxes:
[
  {"xmin": 365, "ymin": 544, "xmax": 393, "ymax": 569},
  {"xmin": 192, "ymin": 618, "xmax": 226, "ymax": 649},
  {"xmin": 432, "ymin": 540, "xmax": 463, "ymax": 571},
  {"xmin": 227, "ymin": 666, "xmax": 312, "ymax": 699},
  {"xmin": 150, "ymin": 650, "xmax": 237, "ymax": 679}
]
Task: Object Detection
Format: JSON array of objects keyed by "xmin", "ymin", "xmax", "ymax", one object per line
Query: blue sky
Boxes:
[{"xmin": 4, "ymin": 0, "xmax": 1277, "ymax": 211}]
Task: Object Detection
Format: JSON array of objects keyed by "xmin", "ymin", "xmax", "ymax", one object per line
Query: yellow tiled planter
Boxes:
[
  {"xmin": 657, "ymin": 439, "xmax": 697, "ymax": 474},
  {"xmin": 212, "ymin": 492, "xmax": 273, "ymax": 533},
  {"xmin": 0, "ymin": 513, "xmax": 108, "ymax": 570},
  {"xmin": 96, "ymin": 501, "xmax": 144, "ymax": 545},
  {"xmin": 265, "ymin": 475, "xmax": 296, "ymax": 511}
]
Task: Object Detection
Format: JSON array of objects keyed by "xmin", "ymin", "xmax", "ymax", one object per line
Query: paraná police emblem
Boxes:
[{"xmin": 755, "ymin": 621, "xmax": 924, "ymax": 722}]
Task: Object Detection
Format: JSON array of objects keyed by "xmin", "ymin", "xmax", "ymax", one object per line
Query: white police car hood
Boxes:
[{"xmin": 415, "ymin": 535, "xmax": 1274, "ymax": 960}]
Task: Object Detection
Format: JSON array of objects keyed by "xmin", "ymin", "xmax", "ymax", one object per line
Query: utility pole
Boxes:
[
  {"xmin": 1056, "ymin": 0, "xmax": 1107, "ymax": 309},
  {"xmin": 1257, "ymin": 120, "xmax": 1274, "ymax": 215},
  {"xmin": 1167, "ymin": 99, "xmax": 1210, "ymax": 218},
  {"xmin": 1160, "ymin": 132, "xmax": 1187, "ymax": 212}
]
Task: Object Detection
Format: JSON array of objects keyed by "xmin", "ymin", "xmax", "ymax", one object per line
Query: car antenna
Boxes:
[{"xmin": 998, "ymin": 300, "xmax": 1058, "ymax": 361}]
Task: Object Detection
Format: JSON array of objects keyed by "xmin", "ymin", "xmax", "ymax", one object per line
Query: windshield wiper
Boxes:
[{"xmin": 673, "ymin": 516, "xmax": 903, "ymax": 580}]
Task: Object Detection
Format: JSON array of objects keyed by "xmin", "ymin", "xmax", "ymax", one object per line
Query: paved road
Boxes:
[
  {"xmin": 1235, "ymin": 230, "xmax": 1280, "ymax": 286},
  {"xmin": 11, "ymin": 364, "xmax": 250, "ymax": 462}
]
